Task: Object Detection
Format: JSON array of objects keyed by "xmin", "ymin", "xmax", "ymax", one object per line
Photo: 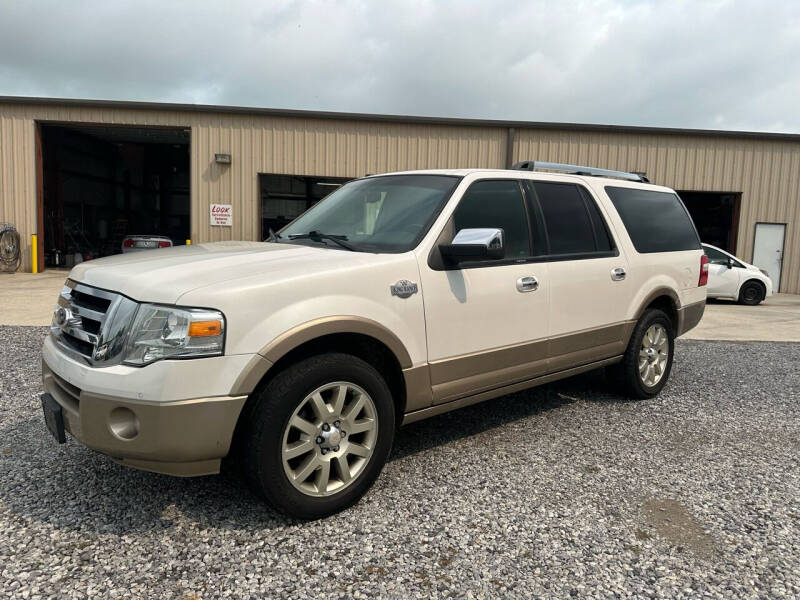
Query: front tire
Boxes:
[
  {"xmin": 243, "ymin": 353, "xmax": 395, "ymax": 519},
  {"xmin": 608, "ymin": 308, "xmax": 674, "ymax": 399},
  {"xmin": 738, "ymin": 281, "xmax": 765, "ymax": 305}
]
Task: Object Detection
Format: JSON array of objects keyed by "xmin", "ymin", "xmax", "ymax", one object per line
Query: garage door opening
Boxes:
[
  {"xmin": 260, "ymin": 173, "xmax": 352, "ymax": 240},
  {"xmin": 39, "ymin": 123, "xmax": 190, "ymax": 268},
  {"xmin": 678, "ymin": 191, "xmax": 741, "ymax": 253}
]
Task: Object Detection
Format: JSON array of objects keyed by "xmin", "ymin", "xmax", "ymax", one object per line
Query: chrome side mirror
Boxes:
[{"xmin": 439, "ymin": 228, "xmax": 504, "ymax": 262}]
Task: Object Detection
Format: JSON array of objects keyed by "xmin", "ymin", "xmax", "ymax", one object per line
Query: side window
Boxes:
[
  {"xmin": 605, "ymin": 186, "xmax": 701, "ymax": 253},
  {"xmin": 533, "ymin": 182, "xmax": 612, "ymax": 255},
  {"xmin": 703, "ymin": 246, "xmax": 729, "ymax": 265},
  {"xmin": 453, "ymin": 180, "xmax": 531, "ymax": 260}
]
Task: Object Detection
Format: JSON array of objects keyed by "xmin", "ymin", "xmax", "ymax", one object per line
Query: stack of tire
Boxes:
[{"xmin": 0, "ymin": 223, "xmax": 21, "ymax": 273}]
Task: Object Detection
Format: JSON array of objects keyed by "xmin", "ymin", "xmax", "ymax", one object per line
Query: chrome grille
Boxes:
[{"xmin": 51, "ymin": 280, "xmax": 139, "ymax": 366}]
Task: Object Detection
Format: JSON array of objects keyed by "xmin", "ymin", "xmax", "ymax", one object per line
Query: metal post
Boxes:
[{"xmin": 31, "ymin": 234, "xmax": 38, "ymax": 274}]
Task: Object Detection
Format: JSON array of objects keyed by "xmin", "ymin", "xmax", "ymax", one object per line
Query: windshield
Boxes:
[{"xmin": 279, "ymin": 175, "xmax": 460, "ymax": 252}]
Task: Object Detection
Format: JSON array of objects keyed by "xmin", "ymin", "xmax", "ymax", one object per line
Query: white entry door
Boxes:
[{"xmin": 753, "ymin": 223, "xmax": 785, "ymax": 291}]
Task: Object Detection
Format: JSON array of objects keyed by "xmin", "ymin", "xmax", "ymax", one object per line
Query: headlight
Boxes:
[
  {"xmin": 50, "ymin": 284, "xmax": 73, "ymax": 335},
  {"xmin": 123, "ymin": 304, "xmax": 225, "ymax": 366}
]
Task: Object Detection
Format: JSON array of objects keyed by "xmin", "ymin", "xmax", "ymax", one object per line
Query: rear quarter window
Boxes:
[{"xmin": 605, "ymin": 186, "xmax": 701, "ymax": 253}]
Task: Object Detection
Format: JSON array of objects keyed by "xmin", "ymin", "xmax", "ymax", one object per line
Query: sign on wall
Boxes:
[{"xmin": 210, "ymin": 203, "xmax": 232, "ymax": 226}]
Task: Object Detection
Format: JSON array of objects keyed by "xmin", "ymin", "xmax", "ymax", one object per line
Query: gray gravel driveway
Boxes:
[{"xmin": 1, "ymin": 326, "xmax": 798, "ymax": 598}]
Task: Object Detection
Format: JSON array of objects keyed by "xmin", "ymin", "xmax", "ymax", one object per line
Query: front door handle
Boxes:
[
  {"xmin": 516, "ymin": 276, "xmax": 539, "ymax": 292},
  {"xmin": 611, "ymin": 267, "xmax": 626, "ymax": 281}
]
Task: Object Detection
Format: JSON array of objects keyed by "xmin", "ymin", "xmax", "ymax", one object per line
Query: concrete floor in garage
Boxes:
[{"xmin": 1, "ymin": 270, "xmax": 799, "ymax": 341}]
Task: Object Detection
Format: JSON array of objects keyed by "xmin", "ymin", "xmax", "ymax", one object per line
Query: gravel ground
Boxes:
[{"xmin": 1, "ymin": 325, "xmax": 799, "ymax": 599}]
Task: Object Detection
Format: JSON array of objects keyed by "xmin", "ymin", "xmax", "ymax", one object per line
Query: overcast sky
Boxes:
[{"xmin": 1, "ymin": 0, "xmax": 799, "ymax": 132}]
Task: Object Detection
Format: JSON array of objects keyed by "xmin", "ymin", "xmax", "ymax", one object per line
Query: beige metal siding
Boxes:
[
  {"xmin": 192, "ymin": 115, "xmax": 505, "ymax": 243},
  {"xmin": 0, "ymin": 111, "xmax": 37, "ymax": 272},
  {"xmin": 0, "ymin": 99, "xmax": 798, "ymax": 293},
  {"xmin": 514, "ymin": 129, "xmax": 800, "ymax": 293}
]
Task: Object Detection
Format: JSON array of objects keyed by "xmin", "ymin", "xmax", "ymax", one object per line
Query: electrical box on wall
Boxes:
[{"xmin": 215, "ymin": 153, "xmax": 231, "ymax": 164}]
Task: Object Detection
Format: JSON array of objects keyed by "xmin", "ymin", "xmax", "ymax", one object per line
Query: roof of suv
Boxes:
[{"xmin": 372, "ymin": 168, "xmax": 674, "ymax": 192}]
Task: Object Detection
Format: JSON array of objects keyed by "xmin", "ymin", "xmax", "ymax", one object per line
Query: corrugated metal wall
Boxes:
[
  {"xmin": 514, "ymin": 129, "xmax": 800, "ymax": 293},
  {"xmin": 1, "ymin": 110, "xmax": 37, "ymax": 272},
  {"xmin": 0, "ymin": 100, "xmax": 798, "ymax": 293},
  {"xmin": 193, "ymin": 114, "xmax": 506, "ymax": 244}
]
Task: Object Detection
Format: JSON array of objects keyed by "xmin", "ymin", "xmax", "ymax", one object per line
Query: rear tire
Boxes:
[
  {"xmin": 738, "ymin": 281, "xmax": 765, "ymax": 305},
  {"xmin": 607, "ymin": 308, "xmax": 674, "ymax": 399},
  {"xmin": 243, "ymin": 353, "xmax": 395, "ymax": 519}
]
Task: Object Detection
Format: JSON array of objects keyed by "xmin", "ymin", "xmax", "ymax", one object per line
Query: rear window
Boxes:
[{"xmin": 605, "ymin": 186, "xmax": 701, "ymax": 253}]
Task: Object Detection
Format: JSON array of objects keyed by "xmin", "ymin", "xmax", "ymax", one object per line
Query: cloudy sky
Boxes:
[{"xmin": 1, "ymin": 0, "xmax": 799, "ymax": 132}]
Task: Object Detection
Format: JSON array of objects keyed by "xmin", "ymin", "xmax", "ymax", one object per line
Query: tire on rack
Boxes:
[
  {"xmin": 738, "ymin": 280, "xmax": 765, "ymax": 306},
  {"xmin": 243, "ymin": 352, "xmax": 395, "ymax": 519},
  {"xmin": 607, "ymin": 308, "xmax": 674, "ymax": 400}
]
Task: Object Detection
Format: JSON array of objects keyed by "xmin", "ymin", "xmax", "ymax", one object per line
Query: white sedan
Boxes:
[{"xmin": 702, "ymin": 243, "xmax": 773, "ymax": 305}]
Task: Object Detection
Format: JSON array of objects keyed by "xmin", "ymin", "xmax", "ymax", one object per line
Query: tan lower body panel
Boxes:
[
  {"xmin": 114, "ymin": 457, "xmax": 223, "ymax": 477},
  {"xmin": 402, "ymin": 364, "xmax": 433, "ymax": 412},
  {"xmin": 403, "ymin": 308, "xmax": 699, "ymax": 423},
  {"xmin": 426, "ymin": 321, "xmax": 633, "ymax": 406},
  {"xmin": 677, "ymin": 300, "xmax": 706, "ymax": 336},
  {"xmin": 403, "ymin": 355, "xmax": 622, "ymax": 424},
  {"xmin": 42, "ymin": 361, "xmax": 247, "ymax": 477}
]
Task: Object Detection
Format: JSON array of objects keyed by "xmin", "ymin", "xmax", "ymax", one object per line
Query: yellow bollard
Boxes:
[
  {"xmin": 186, "ymin": 239, "xmax": 191, "ymax": 245},
  {"xmin": 31, "ymin": 234, "xmax": 38, "ymax": 274}
]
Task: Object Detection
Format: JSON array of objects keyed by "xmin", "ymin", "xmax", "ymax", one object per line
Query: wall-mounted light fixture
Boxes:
[{"xmin": 215, "ymin": 153, "xmax": 231, "ymax": 164}]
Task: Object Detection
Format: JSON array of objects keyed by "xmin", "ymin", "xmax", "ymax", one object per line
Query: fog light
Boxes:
[{"xmin": 108, "ymin": 407, "xmax": 139, "ymax": 441}]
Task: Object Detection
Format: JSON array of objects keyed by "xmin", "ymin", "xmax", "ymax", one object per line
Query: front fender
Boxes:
[{"xmin": 176, "ymin": 255, "xmax": 427, "ymax": 367}]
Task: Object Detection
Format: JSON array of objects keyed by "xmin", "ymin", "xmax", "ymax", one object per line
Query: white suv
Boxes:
[{"xmin": 41, "ymin": 162, "xmax": 707, "ymax": 518}]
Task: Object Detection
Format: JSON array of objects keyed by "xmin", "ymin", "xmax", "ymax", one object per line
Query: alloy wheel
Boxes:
[
  {"xmin": 281, "ymin": 381, "xmax": 378, "ymax": 497},
  {"xmin": 638, "ymin": 324, "xmax": 669, "ymax": 387}
]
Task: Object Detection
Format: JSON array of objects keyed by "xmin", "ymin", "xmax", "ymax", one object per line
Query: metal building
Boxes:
[{"xmin": 1, "ymin": 96, "xmax": 797, "ymax": 292}]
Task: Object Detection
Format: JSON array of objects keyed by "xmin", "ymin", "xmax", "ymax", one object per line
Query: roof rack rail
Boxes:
[{"xmin": 511, "ymin": 160, "xmax": 649, "ymax": 183}]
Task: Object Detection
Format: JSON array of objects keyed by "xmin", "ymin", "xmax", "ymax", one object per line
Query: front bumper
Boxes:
[{"xmin": 42, "ymin": 357, "xmax": 248, "ymax": 477}]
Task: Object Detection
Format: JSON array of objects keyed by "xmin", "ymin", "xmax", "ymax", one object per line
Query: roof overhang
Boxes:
[{"xmin": 2, "ymin": 95, "xmax": 799, "ymax": 142}]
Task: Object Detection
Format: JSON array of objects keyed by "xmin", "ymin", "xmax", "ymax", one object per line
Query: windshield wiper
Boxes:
[
  {"xmin": 265, "ymin": 228, "xmax": 282, "ymax": 242},
  {"xmin": 287, "ymin": 230, "xmax": 359, "ymax": 251}
]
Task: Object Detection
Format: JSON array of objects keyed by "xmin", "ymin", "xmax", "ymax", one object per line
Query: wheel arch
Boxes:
[
  {"xmin": 738, "ymin": 277, "xmax": 766, "ymax": 301},
  {"xmin": 229, "ymin": 318, "xmax": 415, "ymax": 457},
  {"xmin": 634, "ymin": 287, "xmax": 680, "ymax": 334},
  {"xmin": 259, "ymin": 316, "xmax": 413, "ymax": 369}
]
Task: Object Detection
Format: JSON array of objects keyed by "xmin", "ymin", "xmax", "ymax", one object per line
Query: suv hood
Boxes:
[{"xmin": 69, "ymin": 241, "xmax": 369, "ymax": 304}]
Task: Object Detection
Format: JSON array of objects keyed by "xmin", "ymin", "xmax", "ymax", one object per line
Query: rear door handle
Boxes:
[
  {"xmin": 611, "ymin": 267, "xmax": 626, "ymax": 281},
  {"xmin": 516, "ymin": 276, "xmax": 539, "ymax": 292}
]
